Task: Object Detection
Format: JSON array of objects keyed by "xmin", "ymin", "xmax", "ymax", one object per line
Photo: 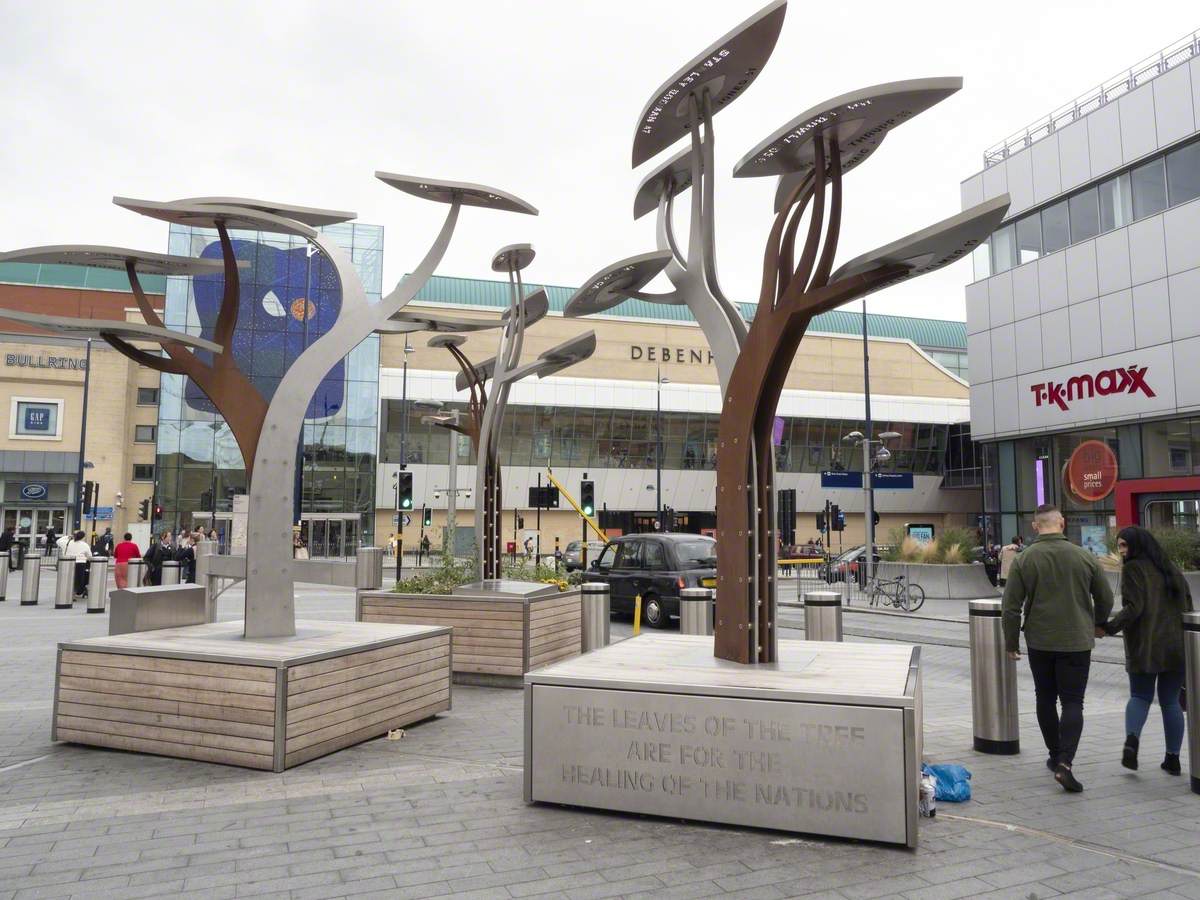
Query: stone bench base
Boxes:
[{"xmin": 53, "ymin": 619, "xmax": 451, "ymax": 771}]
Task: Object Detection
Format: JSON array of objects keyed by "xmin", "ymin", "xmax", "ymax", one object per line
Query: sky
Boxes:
[{"xmin": 1, "ymin": 0, "xmax": 1196, "ymax": 323}]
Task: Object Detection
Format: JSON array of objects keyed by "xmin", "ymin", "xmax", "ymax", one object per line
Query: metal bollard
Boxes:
[
  {"xmin": 580, "ymin": 582, "xmax": 611, "ymax": 652},
  {"xmin": 0, "ymin": 556, "xmax": 8, "ymax": 601},
  {"xmin": 55, "ymin": 557, "xmax": 76, "ymax": 609},
  {"xmin": 7, "ymin": 544, "xmax": 19, "ymax": 573},
  {"xmin": 87, "ymin": 557, "xmax": 109, "ymax": 614},
  {"xmin": 127, "ymin": 558, "xmax": 146, "ymax": 588},
  {"xmin": 803, "ymin": 591, "xmax": 843, "ymax": 641},
  {"xmin": 1185, "ymin": 611, "xmax": 1199, "ymax": 795},
  {"xmin": 20, "ymin": 553, "xmax": 43, "ymax": 605},
  {"xmin": 355, "ymin": 547, "xmax": 384, "ymax": 590},
  {"xmin": 969, "ymin": 599, "xmax": 1019, "ymax": 754},
  {"xmin": 161, "ymin": 559, "xmax": 181, "ymax": 586},
  {"xmin": 679, "ymin": 587, "xmax": 714, "ymax": 636}
]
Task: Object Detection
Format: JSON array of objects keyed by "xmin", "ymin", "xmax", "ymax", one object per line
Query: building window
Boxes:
[
  {"xmin": 1131, "ymin": 157, "xmax": 1168, "ymax": 220},
  {"xmin": 1015, "ymin": 214, "xmax": 1041, "ymax": 264},
  {"xmin": 132, "ymin": 464, "xmax": 155, "ymax": 482},
  {"xmin": 9, "ymin": 398, "xmax": 63, "ymax": 440},
  {"xmin": 137, "ymin": 387, "xmax": 159, "ymax": 406},
  {"xmin": 1166, "ymin": 141, "xmax": 1200, "ymax": 206},
  {"xmin": 1098, "ymin": 173, "xmax": 1133, "ymax": 232},
  {"xmin": 1068, "ymin": 187, "xmax": 1100, "ymax": 243},
  {"xmin": 134, "ymin": 425, "xmax": 157, "ymax": 443},
  {"xmin": 991, "ymin": 223, "xmax": 1016, "ymax": 272},
  {"xmin": 1040, "ymin": 200, "xmax": 1070, "ymax": 253}
]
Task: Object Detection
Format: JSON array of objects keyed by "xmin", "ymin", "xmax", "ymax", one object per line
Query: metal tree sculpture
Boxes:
[
  {"xmin": 0, "ymin": 176, "xmax": 536, "ymax": 638},
  {"xmin": 430, "ymin": 248, "xmax": 596, "ymax": 580},
  {"xmin": 566, "ymin": 0, "xmax": 1009, "ymax": 663}
]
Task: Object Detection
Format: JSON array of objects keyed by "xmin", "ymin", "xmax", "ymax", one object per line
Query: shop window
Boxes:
[
  {"xmin": 9, "ymin": 398, "xmax": 63, "ymax": 440},
  {"xmin": 134, "ymin": 425, "xmax": 157, "ymax": 443},
  {"xmin": 1166, "ymin": 140, "xmax": 1200, "ymax": 206},
  {"xmin": 132, "ymin": 463, "xmax": 156, "ymax": 482},
  {"xmin": 136, "ymin": 387, "xmax": 159, "ymax": 406},
  {"xmin": 1068, "ymin": 188, "xmax": 1100, "ymax": 243},
  {"xmin": 1098, "ymin": 173, "xmax": 1133, "ymax": 232},
  {"xmin": 1131, "ymin": 157, "xmax": 1168, "ymax": 220},
  {"xmin": 1040, "ymin": 200, "xmax": 1070, "ymax": 253}
]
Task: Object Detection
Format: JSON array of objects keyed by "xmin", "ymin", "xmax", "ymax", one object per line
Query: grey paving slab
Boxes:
[{"xmin": 0, "ymin": 578, "xmax": 1195, "ymax": 900}]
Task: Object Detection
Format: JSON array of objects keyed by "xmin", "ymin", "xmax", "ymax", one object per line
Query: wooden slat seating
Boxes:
[
  {"xmin": 53, "ymin": 621, "xmax": 452, "ymax": 771},
  {"xmin": 359, "ymin": 591, "xmax": 582, "ymax": 680}
]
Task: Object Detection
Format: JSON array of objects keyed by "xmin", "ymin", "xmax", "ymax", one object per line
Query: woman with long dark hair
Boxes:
[{"xmin": 1104, "ymin": 526, "xmax": 1194, "ymax": 774}]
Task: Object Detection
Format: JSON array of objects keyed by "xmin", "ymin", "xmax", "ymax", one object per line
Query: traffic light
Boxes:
[
  {"xmin": 82, "ymin": 480, "xmax": 95, "ymax": 514},
  {"xmin": 580, "ymin": 480, "xmax": 595, "ymax": 517},
  {"xmin": 153, "ymin": 504, "xmax": 163, "ymax": 519},
  {"xmin": 873, "ymin": 510, "xmax": 880, "ymax": 527},
  {"xmin": 423, "ymin": 506, "xmax": 432, "ymax": 527},
  {"xmin": 830, "ymin": 504, "xmax": 845, "ymax": 532},
  {"xmin": 138, "ymin": 498, "xmax": 150, "ymax": 520},
  {"xmin": 397, "ymin": 471, "xmax": 414, "ymax": 511},
  {"xmin": 816, "ymin": 512, "xmax": 826, "ymax": 533}
]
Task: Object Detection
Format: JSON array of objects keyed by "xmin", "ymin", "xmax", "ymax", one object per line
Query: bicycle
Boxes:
[{"xmin": 865, "ymin": 574, "xmax": 925, "ymax": 612}]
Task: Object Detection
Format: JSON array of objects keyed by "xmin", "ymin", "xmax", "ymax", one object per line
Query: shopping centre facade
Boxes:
[
  {"xmin": 963, "ymin": 32, "xmax": 1200, "ymax": 548},
  {"xmin": 0, "ymin": 239, "xmax": 981, "ymax": 557}
]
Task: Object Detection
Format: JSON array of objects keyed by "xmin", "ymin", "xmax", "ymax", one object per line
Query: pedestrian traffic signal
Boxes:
[
  {"xmin": 580, "ymin": 480, "xmax": 595, "ymax": 517},
  {"xmin": 82, "ymin": 480, "xmax": 95, "ymax": 514},
  {"xmin": 138, "ymin": 498, "xmax": 150, "ymax": 520},
  {"xmin": 423, "ymin": 506, "xmax": 432, "ymax": 527},
  {"xmin": 153, "ymin": 504, "xmax": 163, "ymax": 519},
  {"xmin": 397, "ymin": 471, "xmax": 414, "ymax": 510}
]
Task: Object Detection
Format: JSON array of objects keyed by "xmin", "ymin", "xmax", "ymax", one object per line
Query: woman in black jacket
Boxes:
[{"xmin": 1104, "ymin": 526, "xmax": 1194, "ymax": 774}]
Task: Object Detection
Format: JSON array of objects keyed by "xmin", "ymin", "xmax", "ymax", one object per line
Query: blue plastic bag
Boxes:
[{"xmin": 921, "ymin": 763, "xmax": 972, "ymax": 802}]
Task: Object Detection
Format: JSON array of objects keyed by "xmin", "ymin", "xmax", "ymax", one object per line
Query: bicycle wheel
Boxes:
[{"xmin": 902, "ymin": 583, "xmax": 926, "ymax": 612}]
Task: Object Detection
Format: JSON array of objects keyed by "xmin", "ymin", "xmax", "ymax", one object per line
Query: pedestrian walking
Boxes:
[
  {"xmin": 43, "ymin": 526, "xmax": 57, "ymax": 557},
  {"xmin": 177, "ymin": 533, "xmax": 197, "ymax": 583},
  {"xmin": 1102, "ymin": 526, "xmax": 1194, "ymax": 775},
  {"xmin": 112, "ymin": 532, "xmax": 140, "ymax": 589},
  {"xmin": 998, "ymin": 535, "xmax": 1024, "ymax": 587},
  {"xmin": 1002, "ymin": 504, "xmax": 1114, "ymax": 792},
  {"xmin": 62, "ymin": 530, "xmax": 92, "ymax": 599},
  {"xmin": 0, "ymin": 527, "xmax": 14, "ymax": 570},
  {"xmin": 99, "ymin": 527, "xmax": 115, "ymax": 556},
  {"xmin": 143, "ymin": 530, "xmax": 174, "ymax": 586}
]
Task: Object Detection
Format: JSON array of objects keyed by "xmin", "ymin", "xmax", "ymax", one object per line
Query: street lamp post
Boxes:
[
  {"xmin": 656, "ymin": 371, "xmax": 669, "ymax": 531},
  {"xmin": 420, "ymin": 403, "xmax": 467, "ymax": 560},
  {"xmin": 842, "ymin": 427, "xmax": 902, "ymax": 584}
]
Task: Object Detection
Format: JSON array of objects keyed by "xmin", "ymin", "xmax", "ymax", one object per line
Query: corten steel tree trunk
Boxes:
[{"xmin": 713, "ymin": 140, "xmax": 902, "ymax": 664}]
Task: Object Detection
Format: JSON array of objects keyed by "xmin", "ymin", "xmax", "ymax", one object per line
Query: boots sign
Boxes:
[{"xmin": 1012, "ymin": 344, "xmax": 1176, "ymax": 433}]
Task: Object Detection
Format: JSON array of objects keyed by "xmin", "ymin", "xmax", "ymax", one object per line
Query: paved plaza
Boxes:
[{"xmin": 0, "ymin": 568, "xmax": 1197, "ymax": 899}]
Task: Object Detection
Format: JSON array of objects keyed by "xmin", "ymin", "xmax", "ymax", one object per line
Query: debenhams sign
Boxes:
[{"xmin": 630, "ymin": 345, "xmax": 714, "ymax": 364}]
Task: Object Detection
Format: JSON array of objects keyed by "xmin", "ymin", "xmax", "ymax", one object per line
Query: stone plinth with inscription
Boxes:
[{"xmin": 524, "ymin": 634, "xmax": 922, "ymax": 847}]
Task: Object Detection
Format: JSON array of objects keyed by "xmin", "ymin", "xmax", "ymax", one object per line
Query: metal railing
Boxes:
[{"xmin": 983, "ymin": 29, "xmax": 1200, "ymax": 168}]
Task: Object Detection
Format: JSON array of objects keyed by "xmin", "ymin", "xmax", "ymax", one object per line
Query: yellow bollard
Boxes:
[{"xmin": 633, "ymin": 593, "xmax": 642, "ymax": 636}]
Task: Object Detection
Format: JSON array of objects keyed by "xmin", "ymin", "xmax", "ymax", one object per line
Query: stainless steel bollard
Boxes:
[
  {"xmin": 161, "ymin": 559, "xmax": 181, "ymax": 586},
  {"xmin": 0, "ymin": 557, "xmax": 8, "ymax": 601},
  {"xmin": 580, "ymin": 582, "xmax": 611, "ymax": 652},
  {"xmin": 7, "ymin": 544, "xmax": 19, "ymax": 573},
  {"xmin": 355, "ymin": 547, "xmax": 384, "ymax": 590},
  {"xmin": 20, "ymin": 553, "xmax": 42, "ymax": 605},
  {"xmin": 55, "ymin": 557, "xmax": 76, "ymax": 608},
  {"xmin": 87, "ymin": 557, "xmax": 109, "ymax": 614},
  {"xmin": 803, "ymin": 591, "xmax": 843, "ymax": 641},
  {"xmin": 679, "ymin": 587, "xmax": 714, "ymax": 636},
  {"xmin": 127, "ymin": 558, "xmax": 146, "ymax": 588},
  {"xmin": 969, "ymin": 599, "xmax": 1019, "ymax": 754},
  {"xmin": 1185, "ymin": 611, "xmax": 1199, "ymax": 795}
]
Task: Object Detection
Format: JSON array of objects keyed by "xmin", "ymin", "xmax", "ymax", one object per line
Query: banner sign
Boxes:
[
  {"xmin": 820, "ymin": 472, "xmax": 914, "ymax": 490},
  {"xmin": 820, "ymin": 471, "xmax": 862, "ymax": 489}
]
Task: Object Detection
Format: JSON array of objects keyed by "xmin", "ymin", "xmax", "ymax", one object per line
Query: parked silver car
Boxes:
[{"xmin": 563, "ymin": 540, "xmax": 607, "ymax": 572}]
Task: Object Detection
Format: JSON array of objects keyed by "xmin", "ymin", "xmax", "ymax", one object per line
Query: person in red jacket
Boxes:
[{"xmin": 113, "ymin": 532, "xmax": 141, "ymax": 589}]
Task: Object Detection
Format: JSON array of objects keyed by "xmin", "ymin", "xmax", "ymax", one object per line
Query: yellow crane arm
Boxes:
[{"xmin": 544, "ymin": 469, "xmax": 609, "ymax": 544}]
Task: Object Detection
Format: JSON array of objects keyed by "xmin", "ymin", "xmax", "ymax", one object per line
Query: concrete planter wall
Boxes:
[{"xmin": 874, "ymin": 561, "xmax": 999, "ymax": 601}]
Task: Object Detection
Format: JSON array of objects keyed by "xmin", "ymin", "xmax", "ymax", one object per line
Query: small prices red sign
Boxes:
[{"xmin": 1065, "ymin": 440, "xmax": 1119, "ymax": 502}]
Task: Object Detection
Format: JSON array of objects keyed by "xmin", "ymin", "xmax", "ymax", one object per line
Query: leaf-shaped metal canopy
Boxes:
[
  {"xmin": 830, "ymin": 195, "xmax": 1010, "ymax": 295},
  {"xmin": 631, "ymin": 0, "xmax": 787, "ymax": 168},
  {"xmin": 633, "ymin": 148, "xmax": 698, "ymax": 221},
  {"xmin": 0, "ymin": 308, "xmax": 224, "ymax": 352},
  {"xmin": 113, "ymin": 197, "xmax": 318, "ymax": 239},
  {"xmin": 734, "ymin": 78, "xmax": 962, "ymax": 180},
  {"xmin": 374, "ymin": 173, "xmax": 538, "ymax": 215},
  {"xmin": 564, "ymin": 251, "xmax": 674, "ymax": 317},
  {"xmin": 0, "ymin": 245, "xmax": 227, "ymax": 277},
  {"xmin": 174, "ymin": 197, "xmax": 356, "ymax": 227}
]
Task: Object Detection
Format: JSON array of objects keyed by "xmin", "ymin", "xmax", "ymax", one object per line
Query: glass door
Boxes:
[
  {"xmin": 310, "ymin": 519, "xmax": 327, "ymax": 558},
  {"xmin": 326, "ymin": 520, "xmax": 343, "ymax": 559}
]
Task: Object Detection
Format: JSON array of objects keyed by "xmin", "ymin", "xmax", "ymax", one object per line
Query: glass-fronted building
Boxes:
[
  {"xmin": 962, "ymin": 32, "xmax": 1200, "ymax": 546},
  {"xmin": 155, "ymin": 221, "xmax": 383, "ymax": 554}
]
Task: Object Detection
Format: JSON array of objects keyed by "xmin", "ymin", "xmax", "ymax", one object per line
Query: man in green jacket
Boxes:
[{"xmin": 1002, "ymin": 504, "xmax": 1113, "ymax": 792}]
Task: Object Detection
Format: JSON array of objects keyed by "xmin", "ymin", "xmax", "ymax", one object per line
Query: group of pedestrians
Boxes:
[{"xmin": 1001, "ymin": 504, "xmax": 1193, "ymax": 792}]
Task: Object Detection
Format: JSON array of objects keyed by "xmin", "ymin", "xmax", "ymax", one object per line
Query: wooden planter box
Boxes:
[
  {"xmin": 358, "ymin": 586, "xmax": 581, "ymax": 686},
  {"xmin": 53, "ymin": 620, "xmax": 451, "ymax": 771}
]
